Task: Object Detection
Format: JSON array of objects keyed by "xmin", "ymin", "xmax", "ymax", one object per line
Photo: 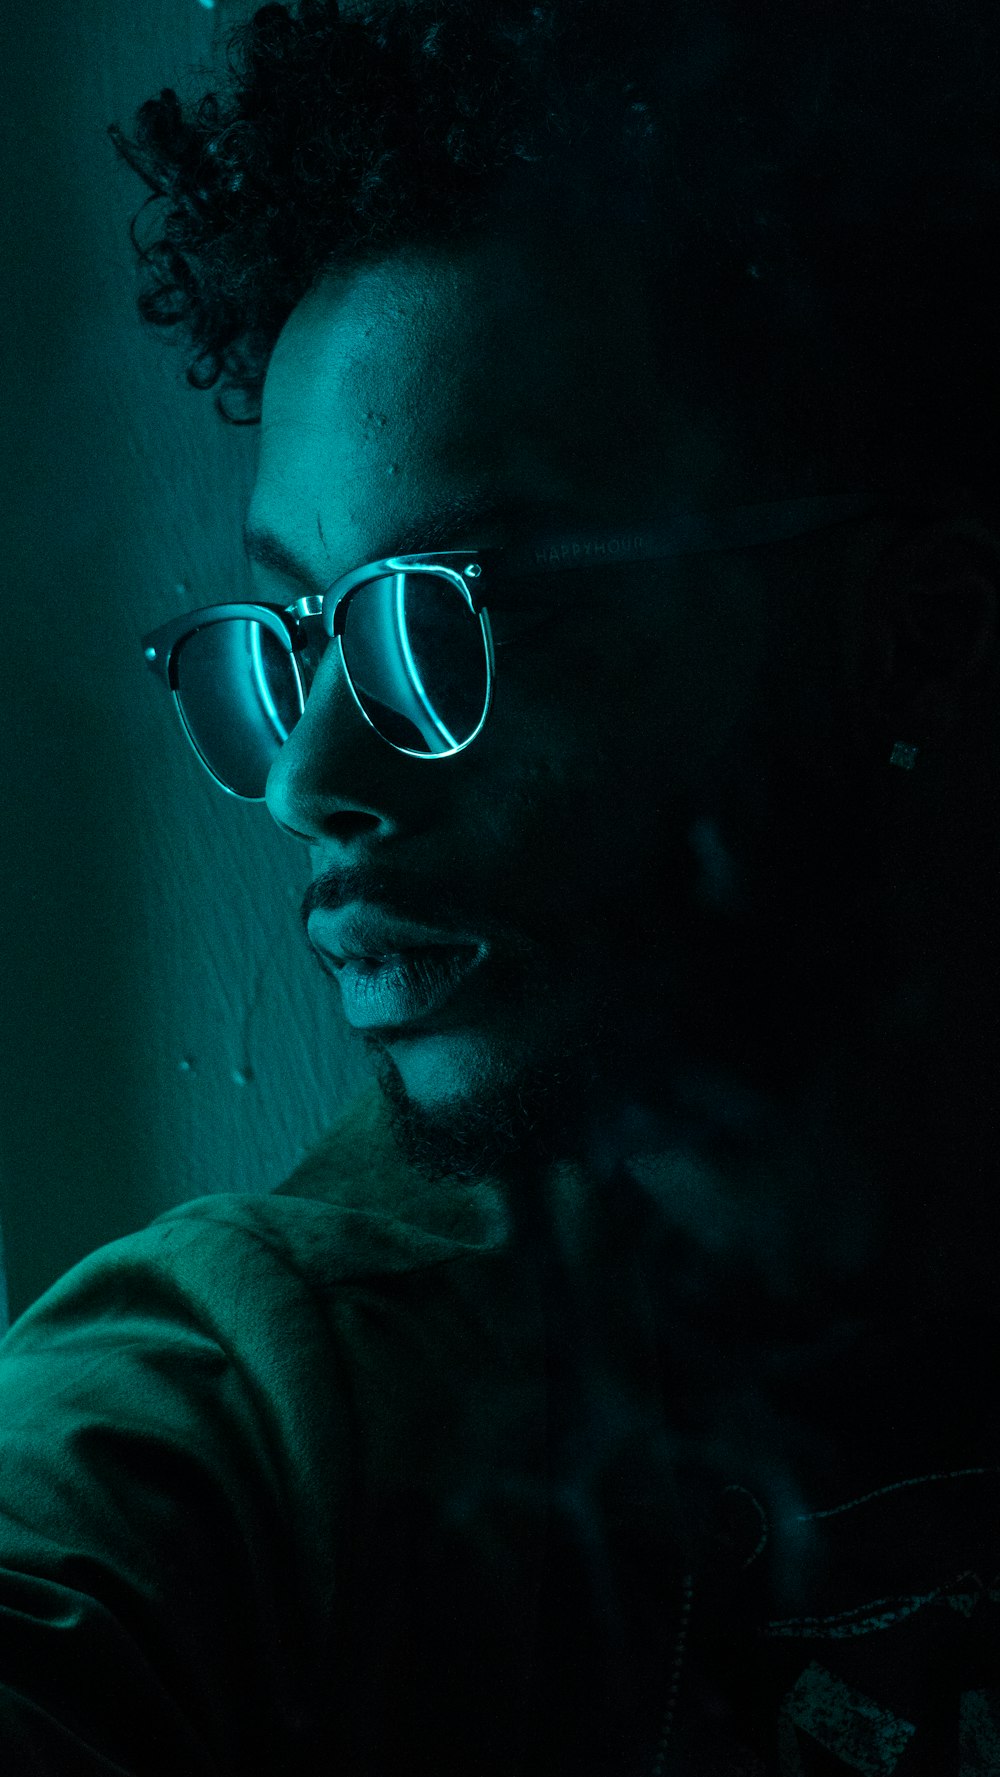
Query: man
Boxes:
[{"xmin": 3, "ymin": 0, "xmax": 1000, "ymax": 1770}]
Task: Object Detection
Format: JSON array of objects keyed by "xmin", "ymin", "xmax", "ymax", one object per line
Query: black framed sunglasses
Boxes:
[{"xmin": 141, "ymin": 491, "xmax": 885, "ymax": 801}]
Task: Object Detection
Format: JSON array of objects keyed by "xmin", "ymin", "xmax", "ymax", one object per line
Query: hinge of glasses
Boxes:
[{"xmin": 292, "ymin": 595, "xmax": 324, "ymax": 618}]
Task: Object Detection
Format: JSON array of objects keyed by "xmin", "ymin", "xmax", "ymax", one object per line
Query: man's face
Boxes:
[{"xmin": 253, "ymin": 222, "xmax": 865, "ymax": 1175}]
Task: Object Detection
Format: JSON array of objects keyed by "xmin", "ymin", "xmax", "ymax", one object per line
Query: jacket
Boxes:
[{"xmin": 1, "ymin": 1087, "xmax": 999, "ymax": 1774}]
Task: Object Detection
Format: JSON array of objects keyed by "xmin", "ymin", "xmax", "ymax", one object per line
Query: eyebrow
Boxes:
[
  {"xmin": 242, "ymin": 524, "xmax": 324, "ymax": 590},
  {"xmin": 243, "ymin": 491, "xmax": 574, "ymax": 590}
]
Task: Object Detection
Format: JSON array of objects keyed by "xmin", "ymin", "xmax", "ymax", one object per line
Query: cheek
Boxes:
[
  {"xmin": 546, "ymin": 611, "xmax": 767, "ymax": 821},
  {"xmin": 457, "ymin": 591, "xmax": 776, "ymax": 914},
  {"xmin": 461, "ymin": 627, "xmax": 702, "ymax": 897}
]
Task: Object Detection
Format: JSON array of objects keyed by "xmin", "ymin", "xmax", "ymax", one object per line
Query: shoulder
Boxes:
[
  {"xmin": 268, "ymin": 1085, "xmax": 512, "ymax": 1258},
  {"xmin": 1, "ymin": 1088, "xmax": 508, "ymax": 1368}
]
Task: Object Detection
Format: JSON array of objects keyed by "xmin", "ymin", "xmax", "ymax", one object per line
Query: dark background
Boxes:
[{"xmin": 0, "ymin": 0, "xmax": 370, "ymax": 1328}]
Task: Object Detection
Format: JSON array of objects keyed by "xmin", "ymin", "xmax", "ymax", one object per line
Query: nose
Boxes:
[{"xmin": 264, "ymin": 637, "xmax": 404, "ymax": 847}]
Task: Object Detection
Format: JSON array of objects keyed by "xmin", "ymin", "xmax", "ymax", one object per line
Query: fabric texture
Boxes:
[{"xmin": 1, "ymin": 1088, "xmax": 999, "ymax": 1775}]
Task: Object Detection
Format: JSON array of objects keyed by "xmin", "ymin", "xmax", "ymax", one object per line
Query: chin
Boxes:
[
  {"xmin": 365, "ymin": 1026, "xmax": 588, "ymax": 1184},
  {"xmin": 378, "ymin": 1025, "xmax": 521, "ymax": 1103}
]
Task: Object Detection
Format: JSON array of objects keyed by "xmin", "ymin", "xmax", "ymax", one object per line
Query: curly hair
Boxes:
[
  {"xmin": 109, "ymin": 0, "xmax": 1000, "ymax": 508},
  {"xmin": 108, "ymin": 0, "xmax": 661, "ymax": 421}
]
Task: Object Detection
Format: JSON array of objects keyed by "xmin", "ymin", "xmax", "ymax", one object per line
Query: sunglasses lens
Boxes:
[
  {"xmin": 174, "ymin": 618, "xmax": 304, "ymax": 798},
  {"xmin": 342, "ymin": 572, "xmax": 489, "ymax": 755},
  {"xmin": 166, "ymin": 573, "xmax": 488, "ymax": 795}
]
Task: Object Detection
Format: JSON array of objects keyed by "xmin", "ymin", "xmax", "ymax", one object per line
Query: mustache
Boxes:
[{"xmin": 296, "ymin": 829, "xmax": 704, "ymax": 971}]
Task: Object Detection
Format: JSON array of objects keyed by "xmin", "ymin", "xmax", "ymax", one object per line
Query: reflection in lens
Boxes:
[
  {"xmin": 342, "ymin": 572, "xmax": 488, "ymax": 755},
  {"xmin": 175, "ymin": 618, "xmax": 303, "ymax": 797}
]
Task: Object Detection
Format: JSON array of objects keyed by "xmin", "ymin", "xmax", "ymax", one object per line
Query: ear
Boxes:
[{"xmin": 866, "ymin": 516, "xmax": 1000, "ymax": 751}]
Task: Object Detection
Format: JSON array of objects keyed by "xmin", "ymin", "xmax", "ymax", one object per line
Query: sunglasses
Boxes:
[{"xmin": 142, "ymin": 491, "xmax": 883, "ymax": 801}]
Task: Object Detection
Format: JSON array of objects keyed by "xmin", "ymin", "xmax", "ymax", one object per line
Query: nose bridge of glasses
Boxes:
[
  {"xmin": 291, "ymin": 593, "xmax": 325, "ymax": 620},
  {"xmin": 288, "ymin": 604, "xmax": 335, "ymax": 703}
]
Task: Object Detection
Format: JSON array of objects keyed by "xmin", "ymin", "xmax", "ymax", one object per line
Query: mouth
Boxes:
[{"xmin": 307, "ymin": 906, "xmax": 489, "ymax": 1032}]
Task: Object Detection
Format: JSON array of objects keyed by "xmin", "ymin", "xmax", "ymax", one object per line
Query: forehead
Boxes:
[{"xmin": 251, "ymin": 224, "xmax": 708, "ymax": 569}]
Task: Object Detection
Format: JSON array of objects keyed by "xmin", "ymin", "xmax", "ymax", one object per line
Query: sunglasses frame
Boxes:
[
  {"xmin": 142, "ymin": 490, "xmax": 890, "ymax": 800},
  {"xmin": 326, "ymin": 559, "xmax": 498, "ymax": 761},
  {"xmin": 142, "ymin": 559, "xmax": 500, "ymax": 796}
]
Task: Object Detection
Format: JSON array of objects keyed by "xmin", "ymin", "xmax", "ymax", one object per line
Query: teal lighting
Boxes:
[
  {"xmin": 392, "ymin": 574, "xmax": 458, "ymax": 750},
  {"xmin": 249, "ymin": 622, "xmax": 290, "ymax": 743}
]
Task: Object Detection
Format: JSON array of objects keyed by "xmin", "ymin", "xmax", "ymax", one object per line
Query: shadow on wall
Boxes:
[
  {"xmin": 0, "ymin": 0, "xmax": 374, "ymax": 1324},
  {"xmin": 0, "ymin": 606, "xmax": 374, "ymax": 1326},
  {"xmin": 0, "ymin": 646, "xmax": 152, "ymax": 1325}
]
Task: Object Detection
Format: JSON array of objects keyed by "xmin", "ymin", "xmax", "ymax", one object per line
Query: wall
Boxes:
[{"xmin": 0, "ymin": 0, "xmax": 372, "ymax": 1325}]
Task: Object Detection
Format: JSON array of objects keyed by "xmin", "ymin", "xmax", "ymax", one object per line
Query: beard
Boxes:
[
  {"xmin": 314, "ymin": 700, "xmax": 895, "ymax": 1192},
  {"xmin": 361, "ymin": 934, "xmax": 695, "ymax": 1186},
  {"xmin": 362, "ymin": 824, "xmax": 894, "ymax": 1195},
  {"xmin": 365, "ymin": 1024, "xmax": 609, "ymax": 1186}
]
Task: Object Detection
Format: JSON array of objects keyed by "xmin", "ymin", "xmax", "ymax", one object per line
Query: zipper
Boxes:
[{"xmin": 649, "ymin": 1571, "xmax": 695, "ymax": 1776}]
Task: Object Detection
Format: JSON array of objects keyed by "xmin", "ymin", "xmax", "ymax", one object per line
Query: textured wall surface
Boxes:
[{"xmin": 0, "ymin": 0, "xmax": 372, "ymax": 1325}]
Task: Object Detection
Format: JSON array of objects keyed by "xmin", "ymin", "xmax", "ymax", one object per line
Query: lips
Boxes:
[{"xmin": 307, "ymin": 905, "xmax": 489, "ymax": 1032}]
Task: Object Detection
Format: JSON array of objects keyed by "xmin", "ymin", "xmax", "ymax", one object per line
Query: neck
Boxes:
[
  {"xmin": 581, "ymin": 912, "xmax": 1000, "ymax": 1333},
  {"xmin": 576, "ymin": 977, "xmax": 1000, "ymax": 1498}
]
